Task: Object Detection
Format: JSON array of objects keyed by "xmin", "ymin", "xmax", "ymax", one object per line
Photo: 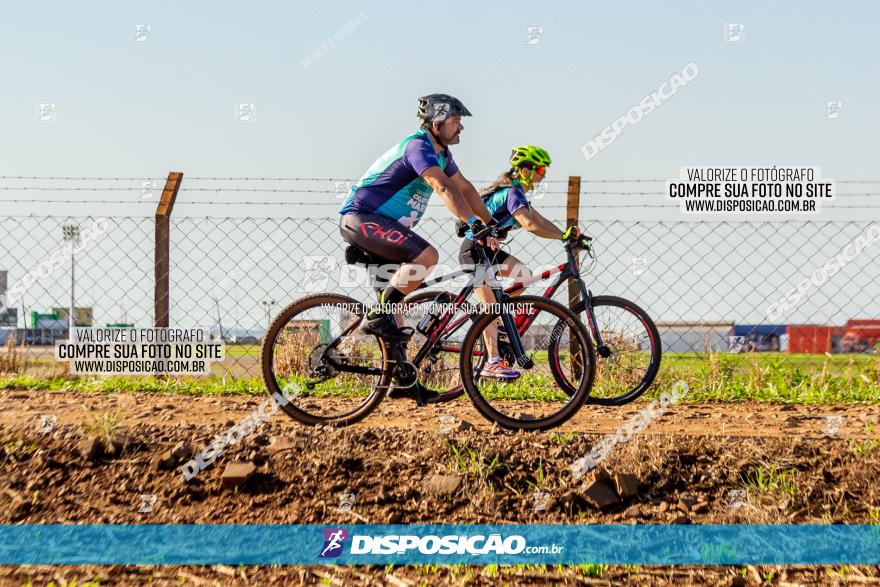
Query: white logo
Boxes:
[
  {"xmin": 824, "ymin": 101, "xmax": 842, "ymax": 119},
  {"xmin": 728, "ymin": 336, "xmax": 745, "ymax": 353},
  {"xmin": 37, "ymin": 103, "xmax": 57, "ymax": 123},
  {"xmin": 302, "ymin": 256, "xmax": 337, "ymax": 291},
  {"xmin": 725, "ymin": 23, "xmax": 745, "ymax": 42},
  {"xmin": 824, "ymin": 415, "xmax": 843, "ymax": 435},
  {"xmin": 630, "ymin": 257, "xmax": 648, "ymax": 276},
  {"xmin": 337, "ymin": 492, "xmax": 356, "ymax": 512},
  {"xmin": 398, "ymin": 211, "xmax": 420, "ymax": 228},
  {"xmin": 581, "ymin": 62, "xmax": 699, "ymax": 161},
  {"xmin": 236, "ymin": 103, "xmax": 256, "ymax": 123},
  {"xmin": 137, "ymin": 494, "xmax": 157, "ymax": 513},
  {"xmin": 37, "ymin": 415, "xmax": 57, "ymax": 434},
  {"xmin": 525, "ymin": 26, "xmax": 543, "ymax": 45},
  {"xmin": 433, "ymin": 102, "xmax": 450, "ymax": 122},
  {"xmin": 134, "ymin": 24, "xmax": 152, "ymax": 42},
  {"xmin": 141, "ymin": 181, "xmax": 158, "ymax": 200},
  {"xmin": 334, "ymin": 181, "xmax": 353, "ymax": 199},
  {"xmin": 530, "ymin": 181, "xmax": 549, "ymax": 200},
  {"xmin": 438, "ymin": 415, "xmax": 455, "ymax": 435},
  {"xmin": 532, "ymin": 491, "xmax": 550, "ymax": 511},
  {"xmin": 727, "ymin": 489, "xmax": 746, "ymax": 509}
]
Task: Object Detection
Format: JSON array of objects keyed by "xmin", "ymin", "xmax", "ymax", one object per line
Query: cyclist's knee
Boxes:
[{"xmin": 415, "ymin": 246, "xmax": 439, "ymax": 269}]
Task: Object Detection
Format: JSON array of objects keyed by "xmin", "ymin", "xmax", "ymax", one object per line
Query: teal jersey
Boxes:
[
  {"xmin": 339, "ymin": 128, "xmax": 459, "ymax": 228},
  {"xmin": 465, "ymin": 180, "xmax": 530, "ymax": 239}
]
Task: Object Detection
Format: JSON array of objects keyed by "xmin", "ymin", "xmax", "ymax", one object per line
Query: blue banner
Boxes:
[{"xmin": 0, "ymin": 525, "xmax": 877, "ymax": 565}]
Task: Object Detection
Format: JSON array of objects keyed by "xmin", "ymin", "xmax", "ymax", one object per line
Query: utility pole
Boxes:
[
  {"xmin": 62, "ymin": 224, "xmax": 81, "ymax": 335},
  {"xmin": 261, "ymin": 300, "xmax": 276, "ymax": 332}
]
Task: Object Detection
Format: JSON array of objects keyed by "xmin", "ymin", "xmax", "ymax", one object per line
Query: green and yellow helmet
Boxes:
[
  {"xmin": 509, "ymin": 145, "xmax": 552, "ymax": 169},
  {"xmin": 509, "ymin": 145, "xmax": 551, "ymax": 191}
]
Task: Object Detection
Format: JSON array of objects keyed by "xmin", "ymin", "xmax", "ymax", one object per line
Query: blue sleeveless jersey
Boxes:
[{"xmin": 465, "ymin": 180, "xmax": 530, "ymax": 239}]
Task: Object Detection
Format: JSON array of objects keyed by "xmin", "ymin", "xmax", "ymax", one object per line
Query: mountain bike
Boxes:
[
  {"xmin": 402, "ymin": 236, "xmax": 661, "ymax": 405},
  {"xmin": 260, "ymin": 225, "xmax": 596, "ymax": 431}
]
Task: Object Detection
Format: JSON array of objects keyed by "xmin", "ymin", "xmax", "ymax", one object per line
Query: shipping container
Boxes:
[
  {"xmin": 787, "ymin": 325, "xmax": 841, "ymax": 354},
  {"xmin": 843, "ymin": 319, "xmax": 880, "ymax": 351}
]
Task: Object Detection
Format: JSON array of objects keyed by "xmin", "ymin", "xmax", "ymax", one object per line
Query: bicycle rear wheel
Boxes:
[
  {"xmin": 260, "ymin": 293, "xmax": 390, "ymax": 426},
  {"xmin": 459, "ymin": 295, "xmax": 595, "ymax": 431}
]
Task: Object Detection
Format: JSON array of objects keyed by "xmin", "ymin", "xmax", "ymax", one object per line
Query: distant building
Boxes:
[
  {"xmin": 52, "ymin": 307, "xmax": 93, "ymax": 327},
  {"xmin": 0, "ymin": 308, "xmax": 16, "ymax": 327},
  {"xmin": 0, "ymin": 271, "xmax": 11, "ymax": 326},
  {"xmin": 787, "ymin": 325, "xmax": 842, "ymax": 354},
  {"xmin": 656, "ymin": 321, "xmax": 733, "ymax": 353},
  {"xmin": 841, "ymin": 319, "xmax": 880, "ymax": 352},
  {"xmin": 730, "ymin": 324, "xmax": 787, "ymax": 352},
  {"xmin": 284, "ymin": 319, "xmax": 331, "ymax": 346}
]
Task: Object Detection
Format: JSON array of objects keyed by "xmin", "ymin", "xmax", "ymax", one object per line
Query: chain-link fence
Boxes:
[{"xmin": 1, "ymin": 174, "xmax": 878, "ymax": 379}]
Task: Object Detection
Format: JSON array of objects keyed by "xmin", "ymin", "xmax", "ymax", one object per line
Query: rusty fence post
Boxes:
[
  {"xmin": 154, "ymin": 172, "xmax": 183, "ymax": 328},
  {"xmin": 566, "ymin": 175, "xmax": 583, "ymax": 381}
]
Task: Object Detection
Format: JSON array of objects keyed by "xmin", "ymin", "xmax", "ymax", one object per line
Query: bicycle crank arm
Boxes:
[{"xmin": 388, "ymin": 343, "xmax": 418, "ymax": 389}]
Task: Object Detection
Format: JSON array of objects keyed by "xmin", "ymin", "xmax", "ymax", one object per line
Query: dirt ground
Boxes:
[{"xmin": 1, "ymin": 388, "xmax": 879, "ymax": 586}]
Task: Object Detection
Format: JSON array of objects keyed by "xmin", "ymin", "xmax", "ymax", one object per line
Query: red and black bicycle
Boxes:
[{"xmin": 402, "ymin": 236, "xmax": 661, "ymax": 406}]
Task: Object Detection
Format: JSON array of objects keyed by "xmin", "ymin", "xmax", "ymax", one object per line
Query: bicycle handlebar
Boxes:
[{"xmin": 471, "ymin": 224, "xmax": 498, "ymax": 241}]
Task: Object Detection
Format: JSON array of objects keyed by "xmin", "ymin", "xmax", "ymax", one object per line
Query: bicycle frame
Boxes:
[
  {"xmin": 414, "ymin": 241, "xmax": 607, "ymax": 354},
  {"xmin": 318, "ymin": 241, "xmax": 539, "ymax": 379}
]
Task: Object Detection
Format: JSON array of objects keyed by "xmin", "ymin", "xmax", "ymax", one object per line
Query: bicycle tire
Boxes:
[
  {"xmin": 260, "ymin": 293, "xmax": 390, "ymax": 426},
  {"xmin": 459, "ymin": 295, "xmax": 596, "ymax": 431},
  {"xmin": 569, "ymin": 295, "xmax": 662, "ymax": 405}
]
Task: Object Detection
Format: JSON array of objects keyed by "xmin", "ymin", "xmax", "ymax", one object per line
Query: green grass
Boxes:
[
  {"xmin": 742, "ymin": 464, "xmax": 799, "ymax": 501},
  {"xmin": 638, "ymin": 351, "xmax": 879, "ymax": 404},
  {"xmin": 2, "ymin": 350, "xmax": 877, "ymax": 405},
  {"xmin": 0, "ymin": 374, "xmax": 265, "ymax": 396},
  {"xmin": 851, "ymin": 421, "xmax": 880, "ymax": 457},
  {"xmin": 224, "ymin": 344, "xmax": 261, "ymax": 357}
]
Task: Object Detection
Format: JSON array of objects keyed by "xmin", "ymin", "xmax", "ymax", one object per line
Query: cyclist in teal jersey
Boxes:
[{"xmin": 339, "ymin": 94, "xmax": 498, "ymax": 348}]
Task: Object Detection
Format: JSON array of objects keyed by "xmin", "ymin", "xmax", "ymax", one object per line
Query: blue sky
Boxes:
[{"xmin": 2, "ymin": 0, "xmax": 878, "ymax": 188}]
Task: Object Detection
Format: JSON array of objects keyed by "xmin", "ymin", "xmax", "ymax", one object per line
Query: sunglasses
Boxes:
[{"xmin": 522, "ymin": 165, "xmax": 547, "ymax": 176}]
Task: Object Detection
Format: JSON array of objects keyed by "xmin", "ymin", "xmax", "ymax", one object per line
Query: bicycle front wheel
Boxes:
[
  {"xmin": 459, "ymin": 295, "xmax": 595, "ymax": 431},
  {"xmin": 578, "ymin": 295, "xmax": 662, "ymax": 405}
]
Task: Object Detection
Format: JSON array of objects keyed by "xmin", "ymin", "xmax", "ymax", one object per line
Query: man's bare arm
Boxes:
[
  {"xmin": 449, "ymin": 171, "xmax": 492, "ymax": 224},
  {"xmin": 421, "ymin": 167, "xmax": 475, "ymax": 222}
]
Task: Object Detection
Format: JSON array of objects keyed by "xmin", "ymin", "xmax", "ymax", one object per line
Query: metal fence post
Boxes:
[
  {"xmin": 154, "ymin": 172, "xmax": 183, "ymax": 328},
  {"xmin": 566, "ymin": 175, "xmax": 583, "ymax": 380}
]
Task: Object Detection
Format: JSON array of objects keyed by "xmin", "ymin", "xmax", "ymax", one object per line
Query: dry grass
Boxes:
[{"xmin": 0, "ymin": 335, "xmax": 27, "ymax": 374}]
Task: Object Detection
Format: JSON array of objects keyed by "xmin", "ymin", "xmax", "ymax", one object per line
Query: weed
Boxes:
[
  {"xmin": 552, "ymin": 431, "xmax": 576, "ymax": 445},
  {"xmin": 84, "ymin": 409, "xmax": 123, "ymax": 446},
  {"xmin": 742, "ymin": 464, "xmax": 799, "ymax": 502},
  {"xmin": 577, "ymin": 564, "xmax": 609, "ymax": 578}
]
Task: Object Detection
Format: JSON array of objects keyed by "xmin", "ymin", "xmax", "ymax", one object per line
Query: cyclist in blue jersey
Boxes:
[
  {"xmin": 459, "ymin": 145, "xmax": 587, "ymax": 380},
  {"xmin": 339, "ymin": 94, "xmax": 497, "ymax": 346}
]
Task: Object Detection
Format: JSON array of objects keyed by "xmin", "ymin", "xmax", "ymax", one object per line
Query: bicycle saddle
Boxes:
[{"xmin": 344, "ymin": 244, "xmax": 397, "ymax": 268}]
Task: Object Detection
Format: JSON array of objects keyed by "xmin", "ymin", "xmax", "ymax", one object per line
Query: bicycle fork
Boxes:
[
  {"xmin": 491, "ymin": 285, "xmax": 534, "ymax": 370},
  {"xmin": 567, "ymin": 249, "xmax": 612, "ymax": 360}
]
